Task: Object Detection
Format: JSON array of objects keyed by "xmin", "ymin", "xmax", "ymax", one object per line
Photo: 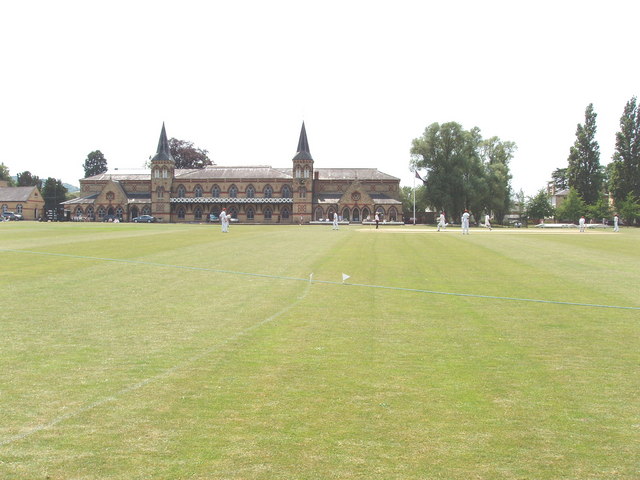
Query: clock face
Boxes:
[{"xmin": 351, "ymin": 192, "xmax": 361, "ymax": 201}]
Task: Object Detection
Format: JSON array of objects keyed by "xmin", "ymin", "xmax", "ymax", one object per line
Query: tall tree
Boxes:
[
  {"xmin": 411, "ymin": 122, "xmax": 495, "ymax": 220},
  {"xmin": 551, "ymin": 167, "xmax": 569, "ymax": 190},
  {"xmin": 169, "ymin": 138, "xmax": 213, "ymax": 169},
  {"xmin": 567, "ymin": 103, "xmax": 602, "ymax": 204},
  {"xmin": 480, "ymin": 136, "xmax": 516, "ymax": 223},
  {"xmin": 41, "ymin": 177, "xmax": 68, "ymax": 210},
  {"xmin": 609, "ymin": 96, "xmax": 640, "ymax": 204},
  {"xmin": 83, "ymin": 150, "xmax": 108, "ymax": 178},
  {"xmin": 0, "ymin": 163, "xmax": 14, "ymax": 186},
  {"xmin": 16, "ymin": 171, "xmax": 42, "ymax": 189},
  {"xmin": 617, "ymin": 192, "xmax": 640, "ymax": 225}
]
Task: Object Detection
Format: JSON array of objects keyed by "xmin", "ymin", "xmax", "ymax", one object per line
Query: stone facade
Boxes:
[
  {"xmin": 0, "ymin": 183, "xmax": 45, "ymax": 220},
  {"xmin": 63, "ymin": 124, "xmax": 402, "ymax": 224}
]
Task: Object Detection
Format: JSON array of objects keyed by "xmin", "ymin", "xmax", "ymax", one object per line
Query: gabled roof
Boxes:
[
  {"xmin": 0, "ymin": 186, "xmax": 39, "ymax": 202},
  {"xmin": 175, "ymin": 166, "xmax": 293, "ymax": 180},
  {"xmin": 314, "ymin": 168, "xmax": 399, "ymax": 181}
]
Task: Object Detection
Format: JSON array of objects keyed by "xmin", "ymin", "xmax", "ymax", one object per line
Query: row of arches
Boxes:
[
  {"xmin": 315, "ymin": 206, "xmax": 399, "ymax": 222},
  {"xmin": 73, "ymin": 205, "xmax": 151, "ymax": 221},
  {"xmin": 174, "ymin": 204, "xmax": 292, "ymax": 223},
  {"xmin": 174, "ymin": 184, "xmax": 293, "ymax": 199}
]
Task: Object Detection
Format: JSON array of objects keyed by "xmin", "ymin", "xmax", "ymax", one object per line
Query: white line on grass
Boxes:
[
  {"xmin": 2, "ymin": 249, "xmax": 639, "ymax": 311},
  {"xmin": 0, "ymin": 282, "xmax": 312, "ymax": 447}
]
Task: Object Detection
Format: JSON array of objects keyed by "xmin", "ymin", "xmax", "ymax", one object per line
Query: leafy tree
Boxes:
[
  {"xmin": 609, "ymin": 96, "xmax": 640, "ymax": 204},
  {"xmin": 480, "ymin": 136, "xmax": 516, "ymax": 223},
  {"xmin": 617, "ymin": 192, "xmax": 640, "ymax": 225},
  {"xmin": 16, "ymin": 171, "xmax": 42, "ymax": 189},
  {"xmin": 555, "ymin": 187, "xmax": 585, "ymax": 222},
  {"xmin": 83, "ymin": 150, "xmax": 108, "ymax": 178},
  {"xmin": 0, "ymin": 163, "xmax": 14, "ymax": 186},
  {"xmin": 41, "ymin": 177, "xmax": 68, "ymax": 210},
  {"xmin": 400, "ymin": 185, "xmax": 428, "ymax": 223},
  {"xmin": 551, "ymin": 167, "xmax": 569, "ymax": 190},
  {"xmin": 587, "ymin": 196, "xmax": 612, "ymax": 222},
  {"xmin": 169, "ymin": 138, "xmax": 213, "ymax": 169},
  {"xmin": 525, "ymin": 189, "xmax": 554, "ymax": 222},
  {"xmin": 410, "ymin": 122, "xmax": 511, "ymax": 221},
  {"xmin": 567, "ymin": 103, "xmax": 603, "ymax": 204}
]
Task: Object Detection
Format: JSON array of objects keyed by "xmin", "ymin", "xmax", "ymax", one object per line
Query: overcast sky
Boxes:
[{"xmin": 1, "ymin": 0, "xmax": 638, "ymax": 195}]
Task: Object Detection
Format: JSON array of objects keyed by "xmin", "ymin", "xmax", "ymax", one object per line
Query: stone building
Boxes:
[
  {"xmin": 63, "ymin": 123, "xmax": 402, "ymax": 224},
  {"xmin": 0, "ymin": 181, "xmax": 45, "ymax": 220}
]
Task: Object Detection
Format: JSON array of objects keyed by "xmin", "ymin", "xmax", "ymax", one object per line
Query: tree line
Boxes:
[{"xmin": 406, "ymin": 96, "xmax": 640, "ymax": 225}]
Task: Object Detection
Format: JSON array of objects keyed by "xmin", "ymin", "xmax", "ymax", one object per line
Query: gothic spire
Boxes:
[
  {"xmin": 293, "ymin": 122, "xmax": 313, "ymax": 161},
  {"xmin": 151, "ymin": 122, "xmax": 174, "ymax": 163}
]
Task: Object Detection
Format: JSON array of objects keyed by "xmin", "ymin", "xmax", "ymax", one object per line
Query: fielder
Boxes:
[
  {"xmin": 332, "ymin": 212, "xmax": 339, "ymax": 230},
  {"xmin": 484, "ymin": 214, "xmax": 492, "ymax": 231},
  {"xmin": 437, "ymin": 211, "xmax": 446, "ymax": 231},
  {"xmin": 613, "ymin": 214, "xmax": 619, "ymax": 232},
  {"xmin": 461, "ymin": 210, "xmax": 470, "ymax": 235},
  {"xmin": 579, "ymin": 216, "xmax": 586, "ymax": 232},
  {"xmin": 220, "ymin": 208, "xmax": 230, "ymax": 233}
]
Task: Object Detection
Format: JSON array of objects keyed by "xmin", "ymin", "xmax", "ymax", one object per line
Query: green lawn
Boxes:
[{"xmin": 1, "ymin": 222, "xmax": 638, "ymax": 479}]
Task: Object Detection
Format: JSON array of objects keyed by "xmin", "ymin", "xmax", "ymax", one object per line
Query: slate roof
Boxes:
[
  {"xmin": 292, "ymin": 122, "xmax": 313, "ymax": 161},
  {"xmin": 313, "ymin": 168, "xmax": 399, "ymax": 181},
  {"xmin": 0, "ymin": 186, "xmax": 38, "ymax": 202},
  {"xmin": 175, "ymin": 166, "xmax": 293, "ymax": 180}
]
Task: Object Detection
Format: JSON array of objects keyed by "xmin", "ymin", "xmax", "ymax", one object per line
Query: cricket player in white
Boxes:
[
  {"xmin": 579, "ymin": 216, "xmax": 586, "ymax": 232},
  {"xmin": 461, "ymin": 210, "xmax": 470, "ymax": 235},
  {"xmin": 613, "ymin": 214, "xmax": 619, "ymax": 232},
  {"xmin": 220, "ymin": 208, "xmax": 230, "ymax": 233},
  {"xmin": 437, "ymin": 212, "xmax": 446, "ymax": 231},
  {"xmin": 332, "ymin": 212, "xmax": 339, "ymax": 230},
  {"xmin": 484, "ymin": 214, "xmax": 492, "ymax": 231}
]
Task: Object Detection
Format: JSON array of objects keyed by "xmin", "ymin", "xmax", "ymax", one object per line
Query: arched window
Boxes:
[
  {"xmin": 304, "ymin": 166, "xmax": 310, "ymax": 178},
  {"xmin": 177, "ymin": 185, "xmax": 186, "ymax": 198},
  {"xmin": 177, "ymin": 207, "xmax": 186, "ymax": 220},
  {"xmin": 388, "ymin": 207, "xmax": 398, "ymax": 221},
  {"xmin": 211, "ymin": 184, "xmax": 221, "ymax": 198},
  {"xmin": 228, "ymin": 206, "xmax": 239, "ymax": 219},
  {"xmin": 194, "ymin": 207, "xmax": 202, "ymax": 220},
  {"xmin": 281, "ymin": 184, "xmax": 292, "ymax": 198},
  {"xmin": 229, "ymin": 185, "xmax": 238, "ymax": 198},
  {"xmin": 154, "ymin": 168, "xmax": 160, "ymax": 178},
  {"xmin": 1, "ymin": 204, "xmax": 7, "ymax": 212},
  {"xmin": 264, "ymin": 207, "xmax": 273, "ymax": 220},
  {"xmin": 246, "ymin": 185, "xmax": 255, "ymax": 198},
  {"xmin": 362, "ymin": 208, "xmax": 371, "ymax": 221},
  {"xmin": 162, "ymin": 168, "xmax": 168, "ymax": 178},
  {"xmin": 141, "ymin": 206, "xmax": 150, "ymax": 216},
  {"xmin": 86, "ymin": 206, "xmax": 94, "ymax": 220},
  {"xmin": 281, "ymin": 206, "xmax": 290, "ymax": 220},
  {"xmin": 156, "ymin": 186, "xmax": 164, "ymax": 198},
  {"xmin": 352, "ymin": 208, "xmax": 360, "ymax": 222},
  {"xmin": 97, "ymin": 206, "xmax": 106, "ymax": 220},
  {"xmin": 246, "ymin": 207, "xmax": 255, "ymax": 221},
  {"xmin": 74, "ymin": 206, "xmax": 83, "ymax": 217},
  {"xmin": 314, "ymin": 206, "xmax": 324, "ymax": 221},
  {"xmin": 341, "ymin": 207, "xmax": 350, "ymax": 221},
  {"xmin": 16, "ymin": 204, "xmax": 23, "ymax": 215},
  {"xmin": 115, "ymin": 207, "xmax": 124, "ymax": 220},
  {"xmin": 299, "ymin": 187, "xmax": 306, "ymax": 199},
  {"xmin": 263, "ymin": 185, "xmax": 273, "ymax": 198},
  {"xmin": 194, "ymin": 185, "xmax": 203, "ymax": 198},
  {"xmin": 295, "ymin": 166, "xmax": 302, "ymax": 178},
  {"xmin": 130, "ymin": 206, "xmax": 139, "ymax": 219}
]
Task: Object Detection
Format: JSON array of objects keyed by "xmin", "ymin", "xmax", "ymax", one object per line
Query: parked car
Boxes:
[
  {"xmin": 132, "ymin": 215, "xmax": 156, "ymax": 223},
  {"xmin": 2, "ymin": 212, "xmax": 23, "ymax": 221}
]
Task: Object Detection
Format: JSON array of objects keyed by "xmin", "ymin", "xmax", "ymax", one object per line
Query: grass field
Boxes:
[{"xmin": 1, "ymin": 222, "xmax": 638, "ymax": 479}]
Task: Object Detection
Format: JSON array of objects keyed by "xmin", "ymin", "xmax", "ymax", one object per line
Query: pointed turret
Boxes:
[
  {"xmin": 293, "ymin": 122, "xmax": 313, "ymax": 161},
  {"xmin": 151, "ymin": 123, "xmax": 174, "ymax": 163}
]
